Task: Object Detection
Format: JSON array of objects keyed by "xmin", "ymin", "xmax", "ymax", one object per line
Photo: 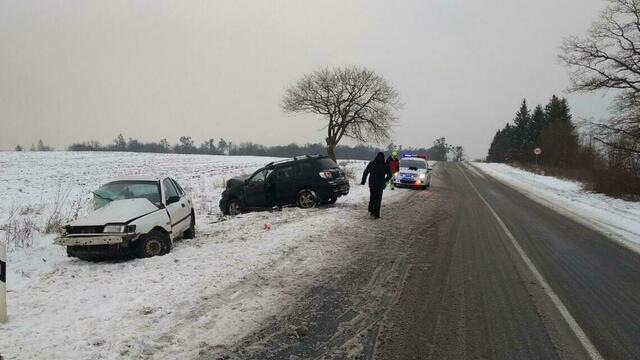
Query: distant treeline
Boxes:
[
  {"xmin": 67, "ymin": 134, "xmax": 224, "ymax": 155},
  {"xmin": 14, "ymin": 140, "xmax": 53, "ymax": 152},
  {"xmin": 63, "ymin": 134, "xmax": 462, "ymax": 161},
  {"xmin": 487, "ymin": 95, "xmax": 640, "ymax": 198}
]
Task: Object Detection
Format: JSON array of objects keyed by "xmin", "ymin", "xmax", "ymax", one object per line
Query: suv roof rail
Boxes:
[
  {"xmin": 290, "ymin": 154, "xmax": 325, "ymax": 161},
  {"xmin": 266, "ymin": 159, "xmax": 291, "ymax": 167},
  {"xmin": 266, "ymin": 155, "xmax": 326, "ymax": 167}
]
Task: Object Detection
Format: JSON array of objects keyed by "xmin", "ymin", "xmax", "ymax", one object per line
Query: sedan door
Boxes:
[
  {"xmin": 162, "ymin": 178, "xmax": 191, "ymax": 236},
  {"xmin": 171, "ymin": 177, "xmax": 193, "ymax": 216}
]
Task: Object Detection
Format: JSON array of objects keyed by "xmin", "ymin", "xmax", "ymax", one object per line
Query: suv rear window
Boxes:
[
  {"xmin": 315, "ymin": 158, "xmax": 339, "ymax": 169},
  {"xmin": 295, "ymin": 162, "xmax": 315, "ymax": 175},
  {"xmin": 274, "ymin": 165, "xmax": 295, "ymax": 179}
]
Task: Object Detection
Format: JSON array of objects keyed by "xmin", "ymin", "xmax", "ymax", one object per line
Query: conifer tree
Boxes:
[
  {"xmin": 539, "ymin": 95, "xmax": 579, "ymax": 166},
  {"xmin": 512, "ymin": 99, "xmax": 531, "ymax": 161},
  {"xmin": 487, "ymin": 124, "xmax": 516, "ymax": 162},
  {"xmin": 529, "ymin": 105, "xmax": 546, "ymax": 147}
]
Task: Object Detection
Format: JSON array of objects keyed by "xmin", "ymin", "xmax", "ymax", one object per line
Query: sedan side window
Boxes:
[
  {"xmin": 163, "ymin": 178, "xmax": 179, "ymax": 202},
  {"xmin": 171, "ymin": 178, "xmax": 185, "ymax": 196}
]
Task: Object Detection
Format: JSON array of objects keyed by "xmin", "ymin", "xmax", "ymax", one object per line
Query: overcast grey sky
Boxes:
[{"xmin": 0, "ymin": 0, "xmax": 613, "ymax": 158}]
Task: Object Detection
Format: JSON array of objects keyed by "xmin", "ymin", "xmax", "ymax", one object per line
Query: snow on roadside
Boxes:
[
  {"xmin": 0, "ymin": 152, "xmax": 404, "ymax": 359},
  {"xmin": 472, "ymin": 162, "xmax": 640, "ymax": 253}
]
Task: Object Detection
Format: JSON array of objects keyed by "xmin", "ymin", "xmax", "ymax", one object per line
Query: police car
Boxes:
[{"xmin": 392, "ymin": 154, "xmax": 432, "ymax": 190}]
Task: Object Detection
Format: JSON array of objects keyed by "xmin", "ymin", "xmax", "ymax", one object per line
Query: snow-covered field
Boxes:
[
  {"xmin": 472, "ymin": 162, "xmax": 640, "ymax": 254},
  {"xmin": 0, "ymin": 151, "xmax": 406, "ymax": 359}
]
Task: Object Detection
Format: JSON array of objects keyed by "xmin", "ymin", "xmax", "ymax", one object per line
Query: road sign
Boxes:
[
  {"xmin": 1, "ymin": 240, "xmax": 6, "ymax": 322},
  {"xmin": 534, "ymin": 148, "xmax": 542, "ymax": 155}
]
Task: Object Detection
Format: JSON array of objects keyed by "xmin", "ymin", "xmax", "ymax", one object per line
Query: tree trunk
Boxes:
[{"xmin": 327, "ymin": 143, "xmax": 337, "ymax": 162}]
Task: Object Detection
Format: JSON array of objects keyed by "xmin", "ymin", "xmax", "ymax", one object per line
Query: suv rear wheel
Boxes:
[{"xmin": 297, "ymin": 189, "xmax": 318, "ymax": 209}]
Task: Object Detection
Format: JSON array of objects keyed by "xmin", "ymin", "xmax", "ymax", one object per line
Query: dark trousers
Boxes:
[{"xmin": 368, "ymin": 187, "xmax": 384, "ymax": 218}]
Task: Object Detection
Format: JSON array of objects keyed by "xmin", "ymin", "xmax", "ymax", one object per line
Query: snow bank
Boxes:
[
  {"xmin": 0, "ymin": 152, "xmax": 403, "ymax": 359},
  {"xmin": 472, "ymin": 162, "xmax": 640, "ymax": 253}
]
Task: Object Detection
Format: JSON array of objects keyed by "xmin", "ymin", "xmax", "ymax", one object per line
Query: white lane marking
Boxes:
[
  {"xmin": 471, "ymin": 162, "xmax": 640, "ymax": 255},
  {"xmin": 461, "ymin": 170, "xmax": 604, "ymax": 360},
  {"xmin": 463, "ymin": 162, "xmax": 487, "ymax": 180}
]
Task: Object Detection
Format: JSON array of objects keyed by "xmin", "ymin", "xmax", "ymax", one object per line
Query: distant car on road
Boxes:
[
  {"xmin": 392, "ymin": 154, "xmax": 432, "ymax": 190},
  {"xmin": 220, "ymin": 155, "xmax": 350, "ymax": 215},
  {"xmin": 55, "ymin": 176, "xmax": 195, "ymax": 260}
]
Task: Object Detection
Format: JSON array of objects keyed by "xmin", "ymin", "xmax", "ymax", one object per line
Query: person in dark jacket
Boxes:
[{"xmin": 361, "ymin": 152, "xmax": 393, "ymax": 219}]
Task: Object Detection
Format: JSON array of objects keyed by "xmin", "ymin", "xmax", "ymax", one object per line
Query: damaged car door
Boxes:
[
  {"xmin": 163, "ymin": 178, "xmax": 191, "ymax": 236},
  {"xmin": 244, "ymin": 168, "xmax": 270, "ymax": 208}
]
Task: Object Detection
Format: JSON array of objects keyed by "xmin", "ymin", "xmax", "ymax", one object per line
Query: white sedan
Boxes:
[
  {"xmin": 55, "ymin": 176, "xmax": 195, "ymax": 260},
  {"xmin": 392, "ymin": 155, "xmax": 432, "ymax": 190}
]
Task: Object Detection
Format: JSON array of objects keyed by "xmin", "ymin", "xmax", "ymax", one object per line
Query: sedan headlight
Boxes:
[
  {"xmin": 103, "ymin": 224, "xmax": 128, "ymax": 233},
  {"xmin": 419, "ymin": 173, "xmax": 426, "ymax": 179}
]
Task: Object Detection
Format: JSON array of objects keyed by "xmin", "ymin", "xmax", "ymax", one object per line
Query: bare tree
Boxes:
[
  {"xmin": 452, "ymin": 146, "xmax": 465, "ymax": 162},
  {"xmin": 429, "ymin": 137, "xmax": 451, "ymax": 161},
  {"xmin": 560, "ymin": 0, "xmax": 640, "ymax": 153},
  {"xmin": 282, "ymin": 66, "xmax": 401, "ymax": 161},
  {"xmin": 598, "ymin": 91, "xmax": 640, "ymax": 153}
]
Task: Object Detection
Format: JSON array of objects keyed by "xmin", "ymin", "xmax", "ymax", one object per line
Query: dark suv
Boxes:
[{"xmin": 219, "ymin": 155, "xmax": 350, "ymax": 215}]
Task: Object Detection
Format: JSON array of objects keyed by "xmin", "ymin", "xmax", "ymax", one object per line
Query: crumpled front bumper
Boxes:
[{"xmin": 54, "ymin": 235, "xmax": 129, "ymax": 246}]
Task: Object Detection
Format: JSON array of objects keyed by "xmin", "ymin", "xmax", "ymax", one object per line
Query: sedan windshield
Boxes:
[
  {"xmin": 400, "ymin": 159, "xmax": 427, "ymax": 170},
  {"xmin": 93, "ymin": 181, "xmax": 161, "ymax": 209}
]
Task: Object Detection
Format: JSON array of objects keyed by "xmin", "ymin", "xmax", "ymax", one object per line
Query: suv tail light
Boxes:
[{"xmin": 319, "ymin": 171, "xmax": 334, "ymax": 179}]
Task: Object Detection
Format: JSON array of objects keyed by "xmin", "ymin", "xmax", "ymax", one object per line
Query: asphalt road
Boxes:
[{"xmin": 218, "ymin": 162, "xmax": 640, "ymax": 360}]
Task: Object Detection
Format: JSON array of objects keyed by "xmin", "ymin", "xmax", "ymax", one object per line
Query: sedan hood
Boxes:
[{"xmin": 70, "ymin": 198, "xmax": 160, "ymax": 226}]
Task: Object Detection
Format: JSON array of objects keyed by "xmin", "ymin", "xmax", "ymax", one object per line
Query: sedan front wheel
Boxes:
[{"xmin": 135, "ymin": 231, "xmax": 169, "ymax": 258}]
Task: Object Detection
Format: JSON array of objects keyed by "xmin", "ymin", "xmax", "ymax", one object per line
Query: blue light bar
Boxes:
[{"xmin": 402, "ymin": 153, "xmax": 428, "ymax": 159}]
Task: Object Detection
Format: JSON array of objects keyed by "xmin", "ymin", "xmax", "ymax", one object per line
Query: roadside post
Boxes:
[
  {"xmin": 534, "ymin": 147, "xmax": 542, "ymax": 174},
  {"xmin": 0, "ymin": 239, "xmax": 6, "ymax": 322}
]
